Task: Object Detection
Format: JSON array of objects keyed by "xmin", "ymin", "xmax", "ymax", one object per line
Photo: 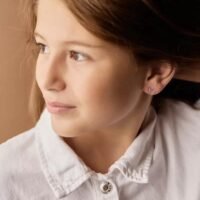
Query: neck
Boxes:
[{"xmin": 63, "ymin": 98, "xmax": 152, "ymax": 174}]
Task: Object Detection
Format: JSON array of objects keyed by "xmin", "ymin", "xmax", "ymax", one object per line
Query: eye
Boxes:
[
  {"xmin": 35, "ymin": 42, "xmax": 50, "ymax": 54},
  {"xmin": 69, "ymin": 51, "xmax": 88, "ymax": 62}
]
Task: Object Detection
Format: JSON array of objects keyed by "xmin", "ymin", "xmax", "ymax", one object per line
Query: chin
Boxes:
[{"xmin": 51, "ymin": 121, "xmax": 82, "ymax": 138}]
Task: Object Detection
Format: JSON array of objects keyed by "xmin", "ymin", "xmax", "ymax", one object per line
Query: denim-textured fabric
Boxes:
[{"xmin": 0, "ymin": 99, "xmax": 200, "ymax": 200}]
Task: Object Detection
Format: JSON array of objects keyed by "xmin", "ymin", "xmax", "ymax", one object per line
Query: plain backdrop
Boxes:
[{"xmin": 0, "ymin": 0, "xmax": 34, "ymax": 143}]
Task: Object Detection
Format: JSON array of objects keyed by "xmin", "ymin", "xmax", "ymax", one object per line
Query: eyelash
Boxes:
[
  {"xmin": 35, "ymin": 42, "xmax": 89, "ymax": 62},
  {"xmin": 35, "ymin": 43, "xmax": 49, "ymax": 54}
]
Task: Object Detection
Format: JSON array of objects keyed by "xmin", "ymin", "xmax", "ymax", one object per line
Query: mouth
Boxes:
[
  {"xmin": 47, "ymin": 101, "xmax": 76, "ymax": 108},
  {"xmin": 46, "ymin": 101, "xmax": 76, "ymax": 114}
]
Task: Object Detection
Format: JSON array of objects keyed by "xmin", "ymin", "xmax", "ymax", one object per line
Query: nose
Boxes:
[{"xmin": 43, "ymin": 54, "xmax": 66, "ymax": 92}]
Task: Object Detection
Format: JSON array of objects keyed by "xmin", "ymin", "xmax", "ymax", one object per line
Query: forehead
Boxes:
[{"xmin": 35, "ymin": 0, "xmax": 105, "ymax": 46}]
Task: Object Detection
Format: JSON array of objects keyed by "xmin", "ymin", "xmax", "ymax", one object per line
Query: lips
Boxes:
[
  {"xmin": 46, "ymin": 101, "xmax": 76, "ymax": 114},
  {"xmin": 46, "ymin": 101, "xmax": 76, "ymax": 108}
]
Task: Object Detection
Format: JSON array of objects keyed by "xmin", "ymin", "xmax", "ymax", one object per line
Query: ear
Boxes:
[{"xmin": 143, "ymin": 61, "xmax": 176, "ymax": 95}]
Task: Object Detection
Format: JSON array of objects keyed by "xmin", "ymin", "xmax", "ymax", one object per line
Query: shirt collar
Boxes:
[
  {"xmin": 108, "ymin": 107, "xmax": 156, "ymax": 183},
  {"xmin": 35, "ymin": 106, "xmax": 157, "ymax": 199}
]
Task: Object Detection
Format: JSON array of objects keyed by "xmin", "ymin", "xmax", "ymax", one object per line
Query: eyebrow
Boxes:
[{"xmin": 34, "ymin": 32, "xmax": 103, "ymax": 49}]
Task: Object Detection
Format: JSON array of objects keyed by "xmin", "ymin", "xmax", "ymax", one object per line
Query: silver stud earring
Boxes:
[{"xmin": 147, "ymin": 87, "xmax": 155, "ymax": 95}]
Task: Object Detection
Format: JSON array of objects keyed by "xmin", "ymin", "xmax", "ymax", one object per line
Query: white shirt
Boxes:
[{"xmin": 0, "ymin": 99, "xmax": 200, "ymax": 200}]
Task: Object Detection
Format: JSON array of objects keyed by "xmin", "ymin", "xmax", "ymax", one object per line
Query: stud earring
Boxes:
[{"xmin": 147, "ymin": 86, "xmax": 155, "ymax": 95}]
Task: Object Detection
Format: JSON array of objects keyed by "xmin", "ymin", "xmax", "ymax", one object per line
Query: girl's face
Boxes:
[{"xmin": 35, "ymin": 0, "xmax": 148, "ymax": 137}]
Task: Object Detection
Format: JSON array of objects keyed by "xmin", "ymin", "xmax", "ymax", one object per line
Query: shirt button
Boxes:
[{"xmin": 100, "ymin": 181, "xmax": 113, "ymax": 194}]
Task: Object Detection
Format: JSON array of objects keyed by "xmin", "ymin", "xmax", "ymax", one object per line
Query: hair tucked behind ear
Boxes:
[
  {"xmin": 21, "ymin": 0, "xmax": 200, "ymax": 122},
  {"xmin": 139, "ymin": 0, "xmax": 200, "ymax": 107}
]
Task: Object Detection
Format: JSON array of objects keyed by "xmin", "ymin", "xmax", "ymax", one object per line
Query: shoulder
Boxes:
[
  {"xmin": 157, "ymin": 99, "xmax": 200, "ymax": 137},
  {"xmin": 0, "ymin": 127, "xmax": 36, "ymax": 163},
  {"xmin": 154, "ymin": 100, "xmax": 200, "ymax": 197},
  {"xmin": 0, "ymin": 128, "xmax": 38, "ymax": 197},
  {"xmin": 155, "ymin": 98, "xmax": 200, "ymax": 159}
]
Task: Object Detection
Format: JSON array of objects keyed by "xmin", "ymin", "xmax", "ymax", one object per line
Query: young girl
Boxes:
[{"xmin": 1, "ymin": 0, "xmax": 200, "ymax": 199}]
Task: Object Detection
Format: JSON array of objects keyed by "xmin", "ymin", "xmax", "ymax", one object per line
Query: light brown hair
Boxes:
[{"xmin": 20, "ymin": 0, "xmax": 200, "ymax": 123}]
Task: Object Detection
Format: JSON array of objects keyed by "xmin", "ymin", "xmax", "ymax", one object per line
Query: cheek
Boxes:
[
  {"xmin": 35, "ymin": 59, "xmax": 46, "ymax": 91},
  {"xmin": 35, "ymin": 65, "xmax": 40, "ymax": 84},
  {"xmin": 78, "ymin": 70, "xmax": 140, "ymax": 118},
  {"xmin": 35, "ymin": 59, "xmax": 41, "ymax": 81}
]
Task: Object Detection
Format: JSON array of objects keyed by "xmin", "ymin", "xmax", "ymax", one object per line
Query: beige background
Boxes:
[{"xmin": 0, "ymin": 0, "xmax": 34, "ymax": 143}]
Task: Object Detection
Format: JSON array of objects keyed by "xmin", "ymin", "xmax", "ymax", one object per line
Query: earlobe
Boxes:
[
  {"xmin": 143, "ymin": 61, "xmax": 176, "ymax": 95},
  {"xmin": 146, "ymin": 86, "xmax": 156, "ymax": 95}
]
